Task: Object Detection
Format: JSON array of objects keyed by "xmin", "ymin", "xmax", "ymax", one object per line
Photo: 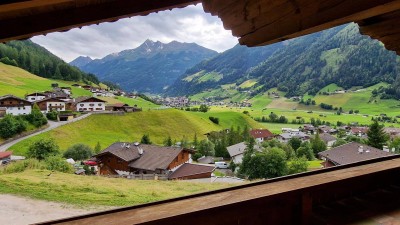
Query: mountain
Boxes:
[
  {"xmin": 167, "ymin": 23, "xmax": 399, "ymax": 98},
  {"xmin": 70, "ymin": 56, "xmax": 93, "ymax": 68},
  {"xmin": 72, "ymin": 40, "xmax": 218, "ymax": 93},
  {"xmin": 0, "ymin": 40, "xmax": 100, "ymax": 85}
]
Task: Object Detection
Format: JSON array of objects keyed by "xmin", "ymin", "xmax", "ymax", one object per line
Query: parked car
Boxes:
[
  {"xmin": 1, "ymin": 159, "xmax": 10, "ymax": 165},
  {"xmin": 215, "ymin": 161, "xmax": 229, "ymax": 169}
]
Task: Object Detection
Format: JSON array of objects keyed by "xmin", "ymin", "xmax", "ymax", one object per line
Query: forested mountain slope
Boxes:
[{"xmin": 167, "ymin": 23, "xmax": 399, "ymax": 98}]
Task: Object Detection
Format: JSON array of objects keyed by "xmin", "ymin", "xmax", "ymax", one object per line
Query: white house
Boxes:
[
  {"xmin": 26, "ymin": 92, "xmax": 47, "ymax": 102},
  {"xmin": 0, "ymin": 95, "xmax": 32, "ymax": 115},
  {"xmin": 73, "ymin": 96, "xmax": 106, "ymax": 112},
  {"xmin": 226, "ymin": 142, "xmax": 261, "ymax": 164}
]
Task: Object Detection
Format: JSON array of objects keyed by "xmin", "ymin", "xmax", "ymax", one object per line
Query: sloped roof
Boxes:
[
  {"xmin": 169, "ymin": 163, "xmax": 215, "ymax": 179},
  {"xmin": 0, "ymin": 151, "xmax": 12, "ymax": 159},
  {"xmin": 95, "ymin": 142, "xmax": 141, "ymax": 162},
  {"xmin": 318, "ymin": 142, "xmax": 393, "ymax": 165},
  {"xmin": 74, "ymin": 96, "xmax": 107, "ymax": 104},
  {"xmin": 249, "ymin": 129, "xmax": 274, "ymax": 139},
  {"xmin": 129, "ymin": 145, "xmax": 185, "ymax": 171},
  {"xmin": 0, "ymin": 94, "xmax": 31, "ymax": 104},
  {"xmin": 227, "ymin": 142, "xmax": 247, "ymax": 157},
  {"xmin": 319, "ymin": 133, "xmax": 337, "ymax": 143},
  {"xmin": 35, "ymin": 97, "xmax": 66, "ymax": 103},
  {"xmin": 95, "ymin": 142, "xmax": 188, "ymax": 171}
]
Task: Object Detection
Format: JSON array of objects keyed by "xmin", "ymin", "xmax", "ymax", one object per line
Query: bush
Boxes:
[
  {"xmin": 192, "ymin": 153, "xmax": 203, "ymax": 161},
  {"xmin": 46, "ymin": 110, "xmax": 59, "ymax": 120},
  {"xmin": 0, "ymin": 114, "xmax": 27, "ymax": 139},
  {"xmin": 209, "ymin": 116, "xmax": 219, "ymax": 124},
  {"xmin": 63, "ymin": 144, "xmax": 93, "ymax": 161},
  {"xmin": 0, "ymin": 159, "xmax": 44, "ymax": 174},
  {"xmin": 27, "ymin": 138, "xmax": 60, "ymax": 160},
  {"xmin": 287, "ymin": 157, "xmax": 308, "ymax": 175},
  {"xmin": 26, "ymin": 104, "xmax": 47, "ymax": 127},
  {"xmin": 45, "ymin": 155, "xmax": 74, "ymax": 173}
]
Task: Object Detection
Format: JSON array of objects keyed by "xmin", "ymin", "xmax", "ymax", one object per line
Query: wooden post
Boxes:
[{"xmin": 302, "ymin": 192, "xmax": 313, "ymax": 225}]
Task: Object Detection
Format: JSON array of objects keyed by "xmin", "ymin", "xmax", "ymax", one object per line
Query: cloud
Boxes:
[{"xmin": 31, "ymin": 4, "xmax": 238, "ymax": 62}]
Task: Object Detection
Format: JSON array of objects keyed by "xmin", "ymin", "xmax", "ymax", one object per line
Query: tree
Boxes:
[
  {"xmin": 27, "ymin": 139, "xmax": 60, "ymax": 160},
  {"xmin": 27, "ymin": 103, "xmax": 47, "ymax": 127},
  {"xmin": 163, "ymin": 136, "xmax": 173, "ymax": 146},
  {"xmin": 63, "ymin": 144, "xmax": 93, "ymax": 160},
  {"xmin": 193, "ymin": 133, "xmax": 199, "ymax": 149},
  {"xmin": 367, "ymin": 120, "xmax": 389, "ymax": 149},
  {"xmin": 199, "ymin": 104, "xmax": 209, "ymax": 112},
  {"xmin": 140, "ymin": 134, "xmax": 152, "ymax": 144},
  {"xmin": 287, "ymin": 157, "xmax": 308, "ymax": 175},
  {"xmin": 296, "ymin": 142, "xmax": 314, "ymax": 160},
  {"xmin": 310, "ymin": 132, "xmax": 327, "ymax": 156},
  {"xmin": 240, "ymin": 147, "xmax": 287, "ymax": 180},
  {"xmin": 389, "ymin": 137, "xmax": 400, "ymax": 154},
  {"xmin": 94, "ymin": 141, "xmax": 102, "ymax": 154},
  {"xmin": 198, "ymin": 140, "xmax": 215, "ymax": 156},
  {"xmin": 331, "ymin": 139, "xmax": 347, "ymax": 148},
  {"xmin": 288, "ymin": 137, "xmax": 302, "ymax": 151},
  {"xmin": 45, "ymin": 155, "xmax": 74, "ymax": 173},
  {"xmin": 0, "ymin": 114, "xmax": 27, "ymax": 138}
]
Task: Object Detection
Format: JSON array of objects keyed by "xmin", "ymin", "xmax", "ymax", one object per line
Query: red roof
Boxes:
[
  {"xmin": 249, "ymin": 129, "xmax": 274, "ymax": 139},
  {"xmin": 84, "ymin": 160, "xmax": 97, "ymax": 166},
  {"xmin": 0, "ymin": 151, "xmax": 12, "ymax": 159}
]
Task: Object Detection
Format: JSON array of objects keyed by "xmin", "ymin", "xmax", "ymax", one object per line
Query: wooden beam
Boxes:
[
  {"xmin": 204, "ymin": 0, "xmax": 400, "ymax": 46},
  {"xmin": 34, "ymin": 156, "xmax": 400, "ymax": 225},
  {"xmin": 0, "ymin": 0, "xmax": 200, "ymax": 43}
]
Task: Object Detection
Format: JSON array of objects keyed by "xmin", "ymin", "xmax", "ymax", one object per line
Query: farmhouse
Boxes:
[
  {"xmin": 26, "ymin": 92, "xmax": 47, "ymax": 102},
  {"xmin": 318, "ymin": 142, "xmax": 393, "ymax": 168},
  {"xmin": 277, "ymin": 131, "xmax": 310, "ymax": 143},
  {"xmin": 35, "ymin": 97, "xmax": 66, "ymax": 113},
  {"xmin": 226, "ymin": 142, "xmax": 261, "ymax": 164},
  {"xmin": 0, "ymin": 95, "xmax": 32, "ymax": 115},
  {"xmin": 249, "ymin": 129, "xmax": 274, "ymax": 143},
  {"xmin": 94, "ymin": 142, "xmax": 194, "ymax": 176},
  {"xmin": 71, "ymin": 96, "xmax": 106, "ymax": 112}
]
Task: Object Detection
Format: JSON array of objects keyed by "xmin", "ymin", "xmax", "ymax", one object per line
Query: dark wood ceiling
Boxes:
[
  {"xmin": 203, "ymin": 0, "xmax": 400, "ymax": 54},
  {"xmin": 0, "ymin": 0, "xmax": 399, "ymax": 54},
  {"xmin": 0, "ymin": 0, "xmax": 201, "ymax": 43}
]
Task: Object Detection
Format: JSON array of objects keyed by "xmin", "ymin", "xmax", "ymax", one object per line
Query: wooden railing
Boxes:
[{"xmin": 34, "ymin": 155, "xmax": 400, "ymax": 225}]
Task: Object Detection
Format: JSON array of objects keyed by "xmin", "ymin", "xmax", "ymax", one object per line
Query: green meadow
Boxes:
[
  {"xmin": 0, "ymin": 170, "xmax": 234, "ymax": 207},
  {"xmin": 9, "ymin": 109, "xmax": 260, "ymax": 155},
  {"xmin": 0, "ymin": 63, "xmax": 92, "ymax": 98}
]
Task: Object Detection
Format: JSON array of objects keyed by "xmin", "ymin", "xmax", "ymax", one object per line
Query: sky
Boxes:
[{"xmin": 31, "ymin": 4, "xmax": 238, "ymax": 63}]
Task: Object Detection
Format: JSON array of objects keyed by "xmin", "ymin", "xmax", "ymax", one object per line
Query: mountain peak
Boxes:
[{"xmin": 70, "ymin": 56, "xmax": 93, "ymax": 67}]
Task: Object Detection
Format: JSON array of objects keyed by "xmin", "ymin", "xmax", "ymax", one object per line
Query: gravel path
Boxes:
[
  {"xmin": 0, "ymin": 194, "xmax": 103, "ymax": 225},
  {"xmin": 0, "ymin": 113, "xmax": 92, "ymax": 152}
]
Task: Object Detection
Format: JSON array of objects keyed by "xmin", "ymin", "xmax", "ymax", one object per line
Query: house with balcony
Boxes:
[
  {"xmin": 0, "ymin": 95, "xmax": 32, "ymax": 115},
  {"xmin": 35, "ymin": 97, "xmax": 66, "ymax": 114},
  {"xmin": 71, "ymin": 96, "xmax": 106, "ymax": 112}
]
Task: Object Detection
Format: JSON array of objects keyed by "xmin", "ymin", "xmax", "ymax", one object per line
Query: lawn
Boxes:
[
  {"xmin": 9, "ymin": 109, "xmax": 260, "ymax": 155},
  {"xmin": 99, "ymin": 96, "xmax": 159, "ymax": 110},
  {"xmin": 0, "ymin": 170, "xmax": 235, "ymax": 207},
  {"xmin": 0, "ymin": 63, "xmax": 92, "ymax": 98}
]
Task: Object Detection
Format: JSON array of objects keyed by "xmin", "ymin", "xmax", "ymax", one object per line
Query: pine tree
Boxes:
[
  {"xmin": 94, "ymin": 141, "xmax": 102, "ymax": 154},
  {"xmin": 140, "ymin": 134, "xmax": 152, "ymax": 144},
  {"xmin": 163, "ymin": 136, "xmax": 173, "ymax": 146},
  {"xmin": 367, "ymin": 120, "xmax": 389, "ymax": 149},
  {"xmin": 192, "ymin": 133, "xmax": 198, "ymax": 149}
]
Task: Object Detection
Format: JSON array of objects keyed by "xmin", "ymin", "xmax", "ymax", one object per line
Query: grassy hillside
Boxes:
[
  {"xmin": 0, "ymin": 170, "xmax": 234, "ymax": 206},
  {"xmin": 0, "ymin": 63, "xmax": 92, "ymax": 98},
  {"xmin": 99, "ymin": 96, "xmax": 159, "ymax": 110},
  {"xmin": 9, "ymin": 109, "xmax": 260, "ymax": 155}
]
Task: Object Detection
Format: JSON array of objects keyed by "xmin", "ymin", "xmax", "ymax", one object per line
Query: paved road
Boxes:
[{"xmin": 0, "ymin": 113, "xmax": 92, "ymax": 152}]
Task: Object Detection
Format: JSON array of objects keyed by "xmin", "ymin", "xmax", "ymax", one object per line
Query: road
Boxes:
[{"xmin": 0, "ymin": 113, "xmax": 91, "ymax": 152}]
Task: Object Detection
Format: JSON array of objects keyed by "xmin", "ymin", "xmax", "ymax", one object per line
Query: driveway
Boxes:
[{"xmin": 0, "ymin": 113, "xmax": 91, "ymax": 152}]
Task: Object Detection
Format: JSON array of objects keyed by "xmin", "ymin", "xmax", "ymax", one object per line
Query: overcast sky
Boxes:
[{"xmin": 31, "ymin": 4, "xmax": 238, "ymax": 62}]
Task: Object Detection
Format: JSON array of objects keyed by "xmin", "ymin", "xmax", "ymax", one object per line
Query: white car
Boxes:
[{"xmin": 215, "ymin": 161, "xmax": 229, "ymax": 169}]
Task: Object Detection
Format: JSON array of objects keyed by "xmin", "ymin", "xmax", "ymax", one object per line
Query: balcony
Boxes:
[{"xmin": 35, "ymin": 155, "xmax": 400, "ymax": 225}]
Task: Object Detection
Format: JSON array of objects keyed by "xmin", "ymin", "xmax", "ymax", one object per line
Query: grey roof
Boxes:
[
  {"xmin": 279, "ymin": 132, "xmax": 309, "ymax": 139},
  {"xmin": 197, "ymin": 156, "xmax": 214, "ymax": 164},
  {"xmin": 226, "ymin": 142, "xmax": 260, "ymax": 157},
  {"xmin": 227, "ymin": 142, "xmax": 247, "ymax": 157},
  {"xmin": 95, "ymin": 142, "xmax": 187, "ymax": 171},
  {"xmin": 318, "ymin": 142, "xmax": 394, "ymax": 165},
  {"xmin": 319, "ymin": 133, "xmax": 337, "ymax": 143}
]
